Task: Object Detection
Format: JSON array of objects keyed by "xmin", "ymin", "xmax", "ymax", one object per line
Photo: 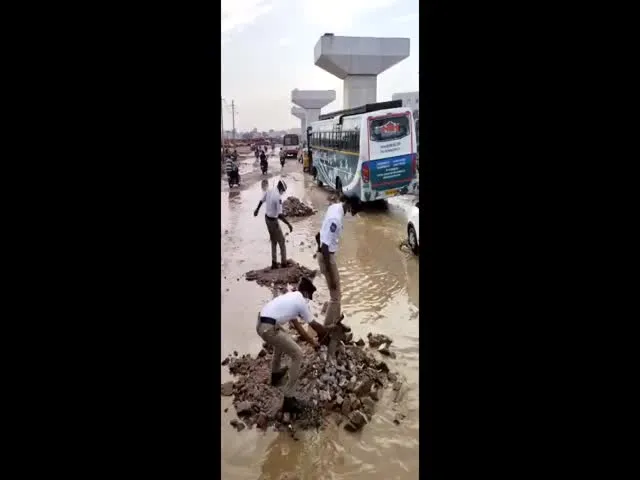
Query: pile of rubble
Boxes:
[
  {"xmin": 245, "ymin": 260, "xmax": 317, "ymax": 290},
  {"xmin": 282, "ymin": 196, "xmax": 315, "ymax": 217},
  {"xmin": 221, "ymin": 330, "xmax": 406, "ymax": 434}
]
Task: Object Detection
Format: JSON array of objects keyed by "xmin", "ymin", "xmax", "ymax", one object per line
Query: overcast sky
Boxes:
[{"xmin": 221, "ymin": 0, "xmax": 419, "ymax": 132}]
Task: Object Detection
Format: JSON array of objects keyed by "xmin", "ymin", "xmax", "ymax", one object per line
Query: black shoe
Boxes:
[
  {"xmin": 271, "ymin": 367, "xmax": 289, "ymax": 386},
  {"xmin": 271, "ymin": 262, "xmax": 280, "ymax": 270},
  {"xmin": 282, "ymin": 396, "xmax": 305, "ymax": 414}
]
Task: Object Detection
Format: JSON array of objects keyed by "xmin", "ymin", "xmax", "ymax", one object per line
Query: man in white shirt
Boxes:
[
  {"xmin": 254, "ymin": 180, "xmax": 293, "ymax": 269},
  {"xmin": 257, "ymin": 277, "xmax": 329, "ymax": 412},
  {"xmin": 315, "ymin": 194, "xmax": 361, "ymax": 356}
]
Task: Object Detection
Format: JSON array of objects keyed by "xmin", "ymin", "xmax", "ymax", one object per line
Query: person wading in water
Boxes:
[{"xmin": 315, "ymin": 194, "xmax": 361, "ymax": 356}]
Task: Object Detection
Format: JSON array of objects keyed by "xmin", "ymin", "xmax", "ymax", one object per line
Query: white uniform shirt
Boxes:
[
  {"xmin": 319, "ymin": 203, "xmax": 345, "ymax": 253},
  {"xmin": 262, "ymin": 188, "xmax": 283, "ymax": 218},
  {"xmin": 260, "ymin": 291, "xmax": 312, "ymax": 325}
]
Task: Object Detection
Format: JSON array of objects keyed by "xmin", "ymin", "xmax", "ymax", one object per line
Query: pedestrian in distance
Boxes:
[
  {"xmin": 254, "ymin": 179, "xmax": 292, "ymax": 269},
  {"xmin": 256, "ymin": 277, "xmax": 333, "ymax": 413},
  {"xmin": 315, "ymin": 194, "xmax": 361, "ymax": 356}
]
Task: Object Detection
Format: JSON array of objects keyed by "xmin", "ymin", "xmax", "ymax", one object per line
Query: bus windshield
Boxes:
[{"xmin": 283, "ymin": 134, "xmax": 299, "ymax": 146}]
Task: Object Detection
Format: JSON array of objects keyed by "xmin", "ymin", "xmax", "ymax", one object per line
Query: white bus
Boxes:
[
  {"xmin": 308, "ymin": 100, "xmax": 418, "ymax": 202},
  {"xmin": 281, "ymin": 134, "xmax": 300, "ymax": 158}
]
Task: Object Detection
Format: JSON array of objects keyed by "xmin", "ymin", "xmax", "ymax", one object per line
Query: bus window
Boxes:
[{"xmin": 370, "ymin": 116, "xmax": 410, "ymax": 142}]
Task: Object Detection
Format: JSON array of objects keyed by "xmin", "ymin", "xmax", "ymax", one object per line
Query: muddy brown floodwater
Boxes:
[{"xmin": 221, "ymin": 149, "xmax": 420, "ymax": 480}]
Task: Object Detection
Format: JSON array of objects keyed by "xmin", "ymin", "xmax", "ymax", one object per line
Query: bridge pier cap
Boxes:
[
  {"xmin": 314, "ymin": 34, "xmax": 410, "ymax": 109},
  {"xmin": 291, "ymin": 106, "xmax": 307, "ymax": 136},
  {"xmin": 291, "ymin": 89, "xmax": 336, "ymax": 125}
]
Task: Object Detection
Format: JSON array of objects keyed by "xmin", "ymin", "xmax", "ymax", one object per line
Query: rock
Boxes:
[
  {"xmin": 355, "ymin": 378, "xmax": 374, "ymax": 397},
  {"xmin": 355, "ymin": 338, "xmax": 365, "ymax": 347},
  {"xmin": 221, "ymin": 381, "xmax": 234, "ymax": 396},
  {"xmin": 257, "ymin": 349, "xmax": 267, "ymax": 358},
  {"xmin": 283, "ymin": 412, "xmax": 291, "ymax": 424},
  {"xmin": 236, "ymin": 401, "xmax": 254, "ymax": 416},
  {"xmin": 361, "ymin": 397, "xmax": 375, "ymax": 415},
  {"xmin": 233, "ymin": 350, "xmax": 238, "ymax": 357},
  {"xmin": 344, "ymin": 410, "xmax": 368, "ymax": 432},
  {"xmin": 221, "ymin": 357, "xmax": 230, "ymax": 366},
  {"xmin": 370, "ymin": 389, "xmax": 381, "ymax": 401},
  {"xmin": 230, "ymin": 419, "xmax": 246, "ymax": 431},
  {"xmin": 393, "ymin": 413, "xmax": 406, "ymax": 425},
  {"xmin": 245, "ymin": 261, "xmax": 317, "ymax": 288},
  {"xmin": 282, "ymin": 196, "xmax": 315, "ymax": 217},
  {"xmin": 341, "ymin": 395, "xmax": 353, "ymax": 416},
  {"xmin": 335, "ymin": 395, "xmax": 344, "ymax": 405},
  {"xmin": 376, "ymin": 361, "xmax": 389, "ymax": 373},
  {"xmin": 367, "ymin": 333, "xmax": 393, "ymax": 348},
  {"xmin": 256, "ymin": 413, "xmax": 268, "ymax": 430},
  {"xmin": 224, "ymin": 408, "xmax": 228, "ymax": 412}
]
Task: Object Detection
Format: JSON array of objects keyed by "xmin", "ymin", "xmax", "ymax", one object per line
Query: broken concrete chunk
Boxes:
[
  {"xmin": 221, "ymin": 357, "xmax": 230, "ymax": 366},
  {"xmin": 355, "ymin": 338, "xmax": 365, "ymax": 347},
  {"xmin": 361, "ymin": 397, "xmax": 375, "ymax": 415},
  {"xmin": 256, "ymin": 413, "xmax": 268, "ymax": 430},
  {"xmin": 221, "ymin": 381, "xmax": 234, "ymax": 396},
  {"xmin": 393, "ymin": 413, "xmax": 407, "ymax": 425},
  {"xmin": 235, "ymin": 400, "xmax": 254, "ymax": 416},
  {"xmin": 344, "ymin": 410, "xmax": 368, "ymax": 432},
  {"xmin": 230, "ymin": 419, "xmax": 246, "ymax": 431},
  {"xmin": 376, "ymin": 361, "xmax": 390, "ymax": 373}
]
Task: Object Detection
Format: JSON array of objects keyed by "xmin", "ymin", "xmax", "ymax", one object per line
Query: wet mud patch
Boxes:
[
  {"xmin": 221, "ymin": 330, "xmax": 405, "ymax": 434},
  {"xmin": 245, "ymin": 260, "xmax": 317, "ymax": 289},
  {"xmin": 282, "ymin": 196, "xmax": 315, "ymax": 217}
]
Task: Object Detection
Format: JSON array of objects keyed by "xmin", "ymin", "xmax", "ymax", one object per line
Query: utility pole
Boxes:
[{"xmin": 231, "ymin": 100, "xmax": 236, "ymax": 141}]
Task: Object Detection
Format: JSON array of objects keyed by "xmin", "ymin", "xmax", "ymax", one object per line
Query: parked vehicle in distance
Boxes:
[
  {"xmin": 407, "ymin": 199, "xmax": 419, "ymax": 255},
  {"xmin": 281, "ymin": 134, "xmax": 300, "ymax": 158}
]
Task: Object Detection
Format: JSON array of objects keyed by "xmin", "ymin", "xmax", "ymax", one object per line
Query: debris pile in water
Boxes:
[
  {"xmin": 221, "ymin": 331, "xmax": 403, "ymax": 434},
  {"xmin": 245, "ymin": 261, "xmax": 317, "ymax": 289},
  {"xmin": 282, "ymin": 196, "xmax": 315, "ymax": 217}
]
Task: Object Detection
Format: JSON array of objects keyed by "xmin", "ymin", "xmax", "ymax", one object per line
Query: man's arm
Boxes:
[
  {"xmin": 254, "ymin": 192, "xmax": 267, "ymax": 216},
  {"xmin": 291, "ymin": 318, "xmax": 319, "ymax": 348}
]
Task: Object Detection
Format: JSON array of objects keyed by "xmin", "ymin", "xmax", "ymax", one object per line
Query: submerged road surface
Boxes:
[{"xmin": 221, "ymin": 149, "xmax": 420, "ymax": 479}]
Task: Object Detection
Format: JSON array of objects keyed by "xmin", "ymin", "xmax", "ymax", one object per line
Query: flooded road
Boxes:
[{"xmin": 221, "ymin": 149, "xmax": 420, "ymax": 479}]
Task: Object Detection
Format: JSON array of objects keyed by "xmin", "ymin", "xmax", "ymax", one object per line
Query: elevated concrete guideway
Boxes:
[
  {"xmin": 314, "ymin": 34, "xmax": 410, "ymax": 109},
  {"xmin": 291, "ymin": 106, "xmax": 306, "ymax": 136},
  {"xmin": 291, "ymin": 89, "xmax": 336, "ymax": 130}
]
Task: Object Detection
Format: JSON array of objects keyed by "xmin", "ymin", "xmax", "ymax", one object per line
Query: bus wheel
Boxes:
[{"xmin": 335, "ymin": 177, "xmax": 343, "ymax": 195}]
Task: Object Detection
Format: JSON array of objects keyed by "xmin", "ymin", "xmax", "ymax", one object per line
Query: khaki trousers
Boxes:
[
  {"xmin": 256, "ymin": 320, "xmax": 302, "ymax": 397},
  {"xmin": 265, "ymin": 216, "xmax": 286, "ymax": 264},
  {"xmin": 317, "ymin": 253, "xmax": 341, "ymax": 355}
]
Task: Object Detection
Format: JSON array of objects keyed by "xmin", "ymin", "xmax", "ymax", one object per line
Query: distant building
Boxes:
[{"xmin": 392, "ymin": 92, "xmax": 419, "ymax": 119}]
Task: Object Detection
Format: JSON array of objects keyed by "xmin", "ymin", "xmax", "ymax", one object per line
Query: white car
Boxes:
[{"xmin": 407, "ymin": 200, "xmax": 420, "ymax": 255}]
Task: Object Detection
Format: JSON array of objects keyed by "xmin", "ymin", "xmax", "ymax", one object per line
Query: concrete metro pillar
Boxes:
[
  {"xmin": 291, "ymin": 89, "xmax": 336, "ymax": 127},
  {"xmin": 314, "ymin": 34, "xmax": 410, "ymax": 109},
  {"xmin": 291, "ymin": 106, "xmax": 306, "ymax": 135}
]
